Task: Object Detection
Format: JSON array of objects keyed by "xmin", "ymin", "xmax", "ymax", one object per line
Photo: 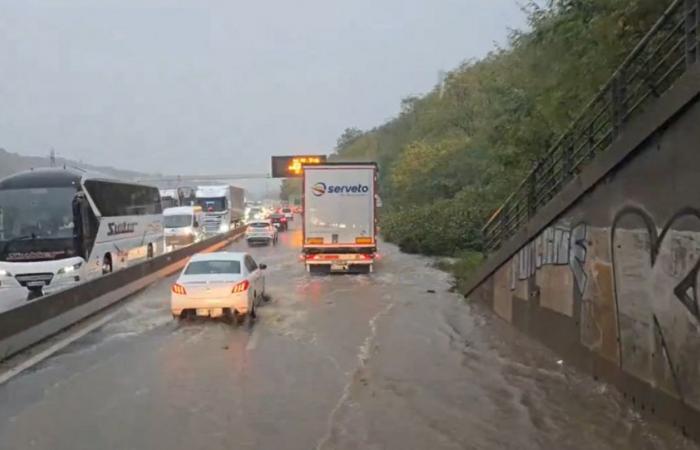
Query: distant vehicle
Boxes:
[
  {"xmin": 195, "ymin": 185, "xmax": 245, "ymax": 234},
  {"xmin": 281, "ymin": 207, "xmax": 294, "ymax": 221},
  {"xmin": 302, "ymin": 163, "xmax": 377, "ymax": 273},
  {"xmin": 170, "ymin": 252, "xmax": 267, "ymax": 321},
  {"xmin": 268, "ymin": 213, "xmax": 288, "ymax": 231},
  {"xmin": 0, "ymin": 168, "xmax": 164, "ymax": 297},
  {"xmin": 159, "ymin": 189, "xmax": 180, "ymax": 209},
  {"xmin": 246, "ymin": 207, "xmax": 265, "ymax": 222},
  {"xmin": 163, "ymin": 206, "xmax": 205, "ymax": 249},
  {"xmin": 159, "ymin": 187, "xmax": 196, "ymax": 209},
  {"xmin": 245, "ymin": 220, "xmax": 278, "ymax": 246}
]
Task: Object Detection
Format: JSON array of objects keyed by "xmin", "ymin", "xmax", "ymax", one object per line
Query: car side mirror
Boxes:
[{"xmin": 259, "ymin": 264, "xmax": 267, "ymax": 270}]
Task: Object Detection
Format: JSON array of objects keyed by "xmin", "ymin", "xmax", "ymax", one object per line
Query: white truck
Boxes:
[
  {"xmin": 195, "ymin": 185, "xmax": 245, "ymax": 234},
  {"xmin": 159, "ymin": 189, "xmax": 180, "ymax": 209},
  {"xmin": 302, "ymin": 163, "xmax": 378, "ymax": 273}
]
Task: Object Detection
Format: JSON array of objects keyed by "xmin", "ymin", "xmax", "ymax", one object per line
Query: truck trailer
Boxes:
[{"xmin": 302, "ymin": 163, "xmax": 378, "ymax": 273}]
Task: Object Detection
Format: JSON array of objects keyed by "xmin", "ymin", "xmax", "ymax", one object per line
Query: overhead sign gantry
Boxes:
[{"xmin": 271, "ymin": 155, "xmax": 327, "ymax": 178}]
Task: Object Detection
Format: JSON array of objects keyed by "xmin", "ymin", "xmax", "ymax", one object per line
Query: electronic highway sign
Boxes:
[{"xmin": 271, "ymin": 155, "xmax": 327, "ymax": 178}]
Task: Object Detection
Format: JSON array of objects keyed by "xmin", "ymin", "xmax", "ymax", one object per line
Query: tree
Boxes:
[
  {"xmin": 279, "ymin": 178, "xmax": 301, "ymax": 201},
  {"xmin": 335, "ymin": 128, "xmax": 363, "ymax": 151}
]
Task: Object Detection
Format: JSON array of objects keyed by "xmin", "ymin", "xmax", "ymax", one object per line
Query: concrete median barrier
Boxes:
[{"xmin": 0, "ymin": 227, "xmax": 245, "ymax": 361}]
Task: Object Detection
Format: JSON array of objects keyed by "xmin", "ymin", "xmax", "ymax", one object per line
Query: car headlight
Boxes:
[
  {"xmin": 57, "ymin": 262, "xmax": 82, "ymax": 275},
  {"xmin": 219, "ymin": 223, "xmax": 230, "ymax": 232},
  {"xmin": 0, "ymin": 269, "xmax": 11, "ymax": 277}
]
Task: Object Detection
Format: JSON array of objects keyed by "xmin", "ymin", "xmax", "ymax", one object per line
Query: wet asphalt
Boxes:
[{"xmin": 0, "ymin": 219, "xmax": 696, "ymax": 450}]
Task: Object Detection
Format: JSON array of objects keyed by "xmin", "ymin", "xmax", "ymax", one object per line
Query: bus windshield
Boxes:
[
  {"xmin": 0, "ymin": 187, "xmax": 77, "ymax": 240},
  {"xmin": 196, "ymin": 197, "xmax": 227, "ymax": 212},
  {"xmin": 0, "ymin": 187, "xmax": 79, "ymax": 262}
]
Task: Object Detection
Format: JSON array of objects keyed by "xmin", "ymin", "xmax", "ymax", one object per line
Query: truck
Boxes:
[
  {"xmin": 159, "ymin": 189, "xmax": 180, "ymax": 209},
  {"xmin": 194, "ymin": 185, "xmax": 245, "ymax": 234},
  {"xmin": 163, "ymin": 205, "xmax": 205, "ymax": 249},
  {"xmin": 302, "ymin": 163, "xmax": 378, "ymax": 273}
]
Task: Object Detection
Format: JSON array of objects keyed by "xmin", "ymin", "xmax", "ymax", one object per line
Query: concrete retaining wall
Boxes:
[
  {"xmin": 465, "ymin": 65, "xmax": 700, "ymax": 439},
  {"xmin": 0, "ymin": 228, "xmax": 244, "ymax": 361}
]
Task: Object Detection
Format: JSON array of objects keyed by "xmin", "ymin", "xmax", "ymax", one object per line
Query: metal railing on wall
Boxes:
[{"xmin": 482, "ymin": 0, "xmax": 698, "ymax": 252}]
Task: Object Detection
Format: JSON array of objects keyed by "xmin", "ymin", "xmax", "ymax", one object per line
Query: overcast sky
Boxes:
[{"xmin": 0, "ymin": 0, "xmax": 527, "ymax": 181}]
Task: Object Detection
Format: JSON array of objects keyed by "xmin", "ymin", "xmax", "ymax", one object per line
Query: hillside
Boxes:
[
  {"xmin": 333, "ymin": 0, "xmax": 672, "ymax": 263},
  {"xmin": 0, "ymin": 147, "xmax": 146, "ymax": 180}
]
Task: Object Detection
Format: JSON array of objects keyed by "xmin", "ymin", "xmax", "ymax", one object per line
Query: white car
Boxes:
[
  {"xmin": 171, "ymin": 252, "xmax": 267, "ymax": 320},
  {"xmin": 281, "ymin": 207, "xmax": 294, "ymax": 221},
  {"xmin": 245, "ymin": 220, "xmax": 278, "ymax": 246}
]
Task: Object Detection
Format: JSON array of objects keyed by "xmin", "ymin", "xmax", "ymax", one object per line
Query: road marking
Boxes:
[
  {"xmin": 0, "ymin": 310, "xmax": 120, "ymax": 386},
  {"xmin": 315, "ymin": 302, "xmax": 395, "ymax": 450},
  {"xmin": 246, "ymin": 328, "xmax": 260, "ymax": 351}
]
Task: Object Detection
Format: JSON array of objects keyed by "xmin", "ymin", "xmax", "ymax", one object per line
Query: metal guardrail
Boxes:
[
  {"xmin": 483, "ymin": 0, "xmax": 698, "ymax": 251},
  {"xmin": 0, "ymin": 227, "xmax": 245, "ymax": 361}
]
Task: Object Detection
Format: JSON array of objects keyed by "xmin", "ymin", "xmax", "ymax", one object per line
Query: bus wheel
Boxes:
[
  {"xmin": 147, "ymin": 243, "xmax": 154, "ymax": 259},
  {"xmin": 102, "ymin": 254, "xmax": 113, "ymax": 275}
]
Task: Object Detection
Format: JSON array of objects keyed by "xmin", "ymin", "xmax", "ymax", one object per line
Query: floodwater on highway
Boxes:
[{"xmin": 0, "ymin": 220, "xmax": 696, "ymax": 450}]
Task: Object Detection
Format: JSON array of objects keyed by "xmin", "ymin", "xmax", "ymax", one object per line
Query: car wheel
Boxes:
[{"xmin": 247, "ymin": 299, "xmax": 257, "ymax": 326}]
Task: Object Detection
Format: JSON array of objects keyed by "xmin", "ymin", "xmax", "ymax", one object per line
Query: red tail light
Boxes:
[
  {"xmin": 172, "ymin": 283, "xmax": 187, "ymax": 295},
  {"xmin": 232, "ymin": 279, "xmax": 250, "ymax": 293},
  {"xmin": 281, "ymin": 217, "xmax": 287, "ymax": 222}
]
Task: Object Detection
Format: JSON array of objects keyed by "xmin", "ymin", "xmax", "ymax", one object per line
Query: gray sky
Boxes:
[{"xmin": 0, "ymin": 0, "xmax": 526, "ymax": 181}]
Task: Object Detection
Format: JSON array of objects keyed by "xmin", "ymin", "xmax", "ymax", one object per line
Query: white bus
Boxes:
[{"xmin": 0, "ymin": 167, "xmax": 164, "ymax": 297}]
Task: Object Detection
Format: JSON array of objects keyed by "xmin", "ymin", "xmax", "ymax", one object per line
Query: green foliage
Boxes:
[
  {"xmin": 435, "ymin": 250, "xmax": 485, "ymax": 292},
  {"xmin": 381, "ymin": 190, "xmax": 491, "ymax": 256},
  {"xmin": 279, "ymin": 178, "xmax": 301, "ymax": 201},
  {"xmin": 334, "ymin": 0, "xmax": 673, "ymax": 260}
]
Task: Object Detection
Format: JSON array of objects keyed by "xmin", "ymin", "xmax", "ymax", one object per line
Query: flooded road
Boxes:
[{"xmin": 0, "ymin": 220, "xmax": 696, "ymax": 450}]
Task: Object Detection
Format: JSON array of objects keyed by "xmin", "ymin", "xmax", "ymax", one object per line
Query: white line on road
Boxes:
[
  {"xmin": 0, "ymin": 310, "xmax": 120, "ymax": 386},
  {"xmin": 315, "ymin": 301, "xmax": 395, "ymax": 450}
]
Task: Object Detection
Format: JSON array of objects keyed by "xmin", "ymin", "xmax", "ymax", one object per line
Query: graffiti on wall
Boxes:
[
  {"xmin": 509, "ymin": 222, "xmax": 588, "ymax": 296},
  {"xmin": 612, "ymin": 206, "xmax": 700, "ymax": 407}
]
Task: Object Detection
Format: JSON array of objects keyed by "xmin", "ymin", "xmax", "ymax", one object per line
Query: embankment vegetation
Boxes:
[{"xmin": 330, "ymin": 0, "xmax": 672, "ymax": 279}]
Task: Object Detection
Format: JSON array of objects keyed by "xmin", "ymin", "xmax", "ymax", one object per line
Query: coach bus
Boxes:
[{"xmin": 0, "ymin": 167, "xmax": 164, "ymax": 297}]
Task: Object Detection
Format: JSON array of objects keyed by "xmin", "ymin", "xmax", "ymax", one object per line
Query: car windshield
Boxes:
[
  {"xmin": 0, "ymin": 187, "xmax": 77, "ymax": 240},
  {"xmin": 184, "ymin": 260, "xmax": 241, "ymax": 275},
  {"xmin": 248, "ymin": 222, "xmax": 269, "ymax": 228},
  {"xmin": 282, "ymin": 208, "xmax": 291, "ymax": 213},
  {"xmin": 195, "ymin": 197, "xmax": 226, "ymax": 212},
  {"xmin": 164, "ymin": 215, "xmax": 191, "ymax": 228}
]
